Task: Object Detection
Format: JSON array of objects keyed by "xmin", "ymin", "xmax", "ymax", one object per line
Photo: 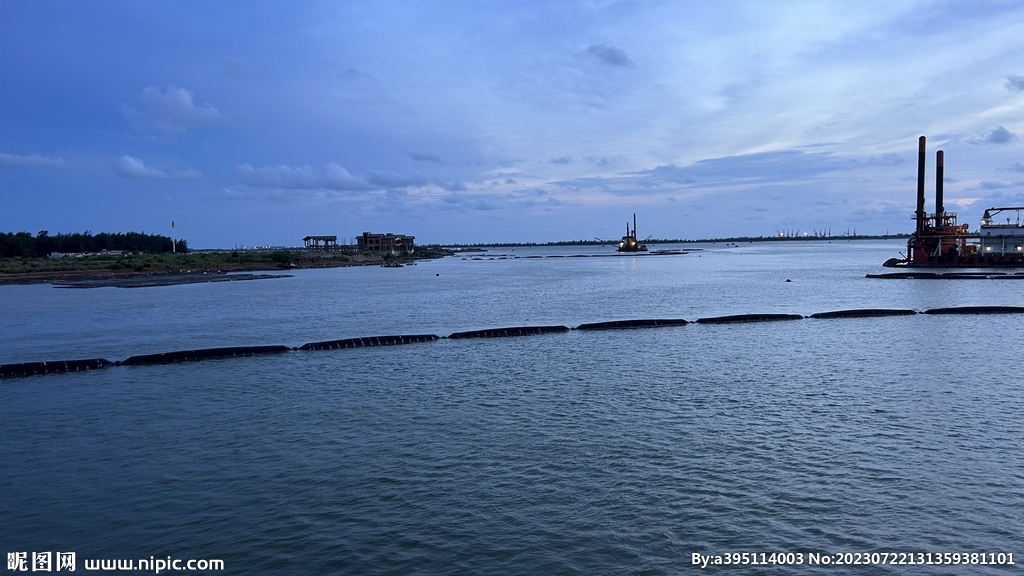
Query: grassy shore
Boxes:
[{"xmin": 0, "ymin": 247, "xmax": 452, "ymax": 283}]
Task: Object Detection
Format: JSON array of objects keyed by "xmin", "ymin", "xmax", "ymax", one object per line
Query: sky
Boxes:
[{"xmin": 2, "ymin": 1, "xmax": 1024, "ymax": 247}]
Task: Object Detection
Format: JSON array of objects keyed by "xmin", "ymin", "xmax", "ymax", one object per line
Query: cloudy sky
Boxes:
[{"xmin": 2, "ymin": 1, "xmax": 1024, "ymax": 246}]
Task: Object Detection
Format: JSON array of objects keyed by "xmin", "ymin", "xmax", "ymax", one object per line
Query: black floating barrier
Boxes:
[
  {"xmin": 869, "ymin": 272, "xmax": 1024, "ymax": 280},
  {"xmin": 121, "ymin": 345, "xmax": 291, "ymax": 366},
  {"xmin": 923, "ymin": 306, "xmax": 1024, "ymax": 315},
  {"xmin": 298, "ymin": 334, "xmax": 440, "ymax": 350},
  {"xmin": 0, "ymin": 358, "xmax": 113, "ymax": 379},
  {"xmin": 696, "ymin": 313, "xmax": 804, "ymax": 324},
  {"xmin": 865, "ymin": 272, "xmax": 940, "ymax": 279},
  {"xmin": 810, "ymin": 309, "xmax": 918, "ymax": 319},
  {"xmin": 448, "ymin": 326, "xmax": 570, "ymax": 339},
  {"xmin": 12, "ymin": 301, "xmax": 1024, "ymax": 379},
  {"xmin": 576, "ymin": 319, "xmax": 689, "ymax": 330},
  {"xmin": 940, "ymin": 273, "xmax": 998, "ymax": 280}
]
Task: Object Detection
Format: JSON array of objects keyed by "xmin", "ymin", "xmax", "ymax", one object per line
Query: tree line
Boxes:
[{"xmin": 0, "ymin": 231, "xmax": 188, "ymax": 257}]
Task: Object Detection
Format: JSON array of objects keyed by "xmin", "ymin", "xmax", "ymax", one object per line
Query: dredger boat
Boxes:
[
  {"xmin": 617, "ymin": 214, "xmax": 648, "ymax": 252},
  {"xmin": 884, "ymin": 135, "xmax": 1024, "ymax": 267}
]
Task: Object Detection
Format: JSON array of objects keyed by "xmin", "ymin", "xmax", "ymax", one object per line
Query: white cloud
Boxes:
[
  {"xmin": 556, "ymin": 150, "xmax": 852, "ymax": 193},
  {"xmin": 0, "ymin": 152, "xmax": 68, "ymax": 168},
  {"xmin": 946, "ymin": 197, "xmax": 980, "ymax": 207},
  {"xmin": 234, "ymin": 162, "xmax": 375, "ymax": 191},
  {"xmin": 321, "ymin": 163, "xmax": 372, "ymax": 190},
  {"xmin": 122, "ymin": 85, "xmax": 222, "ymax": 133},
  {"xmin": 116, "ymin": 155, "xmax": 201, "ymax": 180}
]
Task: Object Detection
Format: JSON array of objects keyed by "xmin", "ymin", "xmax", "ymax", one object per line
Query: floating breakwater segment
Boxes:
[
  {"xmin": 4, "ymin": 306, "xmax": 1024, "ymax": 379},
  {"xmin": 0, "ymin": 358, "xmax": 114, "ymax": 378},
  {"xmin": 449, "ymin": 326, "xmax": 570, "ymax": 338},
  {"xmin": 867, "ymin": 272, "xmax": 1024, "ymax": 279},
  {"xmin": 576, "ymin": 319, "xmax": 689, "ymax": 330},
  {"xmin": 695, "ymin": 313, "xmax": 803, "ymax": 324},
  {"xmin": 808, "ymin": 309, "xmax": 917, "ymax": 319},
  {"xmin": 922, "ymin": 305, "xmax": 1024, "ymax": 315},
  {"xmin": 298, "ymin": 334, "xmax": 440, "ymax": 350},
  {"xmin": 121, "ymin": 345, "xmax": 292, "ymax": 365}
]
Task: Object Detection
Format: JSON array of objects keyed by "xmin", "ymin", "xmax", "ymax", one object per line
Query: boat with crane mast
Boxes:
[
  {"xmin": 617, "ymin": 213, "xmax": 648, "ymax": 252},
  {"xmin": 884, "ymin": 135, "xmax": 1024, "ymax": 267}
]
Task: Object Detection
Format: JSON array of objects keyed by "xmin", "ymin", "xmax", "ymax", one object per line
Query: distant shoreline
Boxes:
[
  {"xmin": 441, "ymin": 234, "xmax": 911, "ymax": 248},
  {"xmin": 0, "ymin": 237, "xmax": 907, "ymax": 287}
]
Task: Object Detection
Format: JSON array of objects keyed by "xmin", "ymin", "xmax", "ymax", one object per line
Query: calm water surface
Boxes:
[{"xmin": 2, "ymin": 240, "xmax": 1022, "ymax": 574}]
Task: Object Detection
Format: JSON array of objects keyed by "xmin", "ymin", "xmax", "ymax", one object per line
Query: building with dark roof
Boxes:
[
  {"xmin": 357, "ymin": 232, "xmax": 414, "ymax": 254},
  {"xmin": 303, "ymin": 235, "xmax": 339, "ymax": 251}
]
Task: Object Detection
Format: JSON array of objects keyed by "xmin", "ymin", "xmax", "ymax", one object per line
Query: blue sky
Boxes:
[{"xmin": 2, "ymin": 1, "xmax": 1023, "ymax": 247}]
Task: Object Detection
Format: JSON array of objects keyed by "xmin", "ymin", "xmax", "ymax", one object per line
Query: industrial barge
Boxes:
[
  {"xmin": 884, "ymin": 136, "xmax": 1024, "ymax": 267},
  {"xmin": 617, "ymin": 213, "xmax": 648, "ymax": 252}
]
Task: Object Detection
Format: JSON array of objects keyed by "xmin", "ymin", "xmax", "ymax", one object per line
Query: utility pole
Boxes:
[{"xmin": 171, "ymin": 221, "xmax": 176, "ymax": 253}]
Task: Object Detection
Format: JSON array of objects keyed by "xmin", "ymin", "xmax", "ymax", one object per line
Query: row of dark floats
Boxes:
[{"xmin": 4, "ymin": 306, "xmax": 1024, "ymax": 380}]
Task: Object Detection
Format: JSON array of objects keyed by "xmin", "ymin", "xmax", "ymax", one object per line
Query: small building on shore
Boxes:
[
  {"xmin": 303, "ymin": 235, "xmax": 339, "ymax": 251},
  {"xmin": 357, "ymin": 232, "xmax": 415, "ymax": 255}
]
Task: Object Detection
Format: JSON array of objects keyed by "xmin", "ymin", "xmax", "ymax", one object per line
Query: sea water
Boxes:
[{"xmin": 2, "ymin": 240, "xmax": 1022, "ymax": 574}]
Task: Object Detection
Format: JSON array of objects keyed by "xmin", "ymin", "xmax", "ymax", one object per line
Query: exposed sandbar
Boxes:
[{"xmin": 52, "ymin": 271, "xmax": 291, "ymax": 289}]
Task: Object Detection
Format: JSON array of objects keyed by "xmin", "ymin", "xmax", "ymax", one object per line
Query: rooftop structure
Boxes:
[{"xmin": 303, "ymin": 235, "xmax": 339, "ymax": 251}]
